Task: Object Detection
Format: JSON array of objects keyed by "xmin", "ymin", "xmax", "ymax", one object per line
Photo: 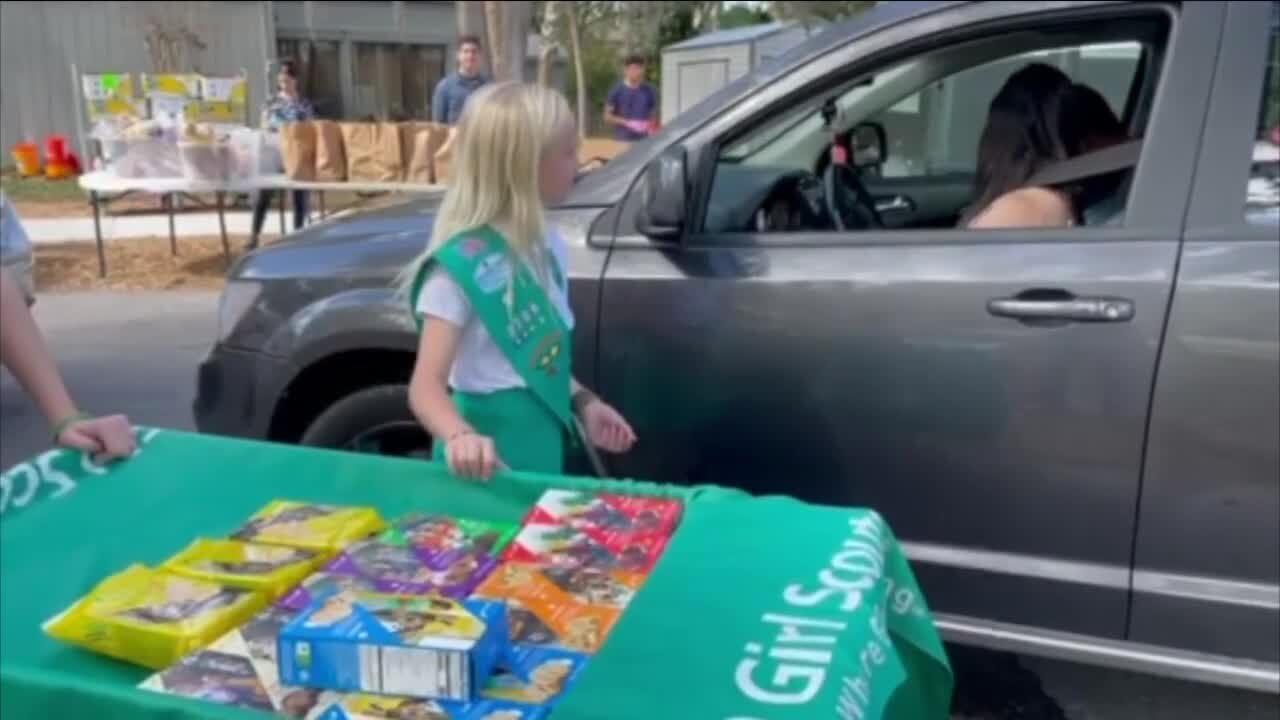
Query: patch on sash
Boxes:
[
  {"xmin": 532, "ymin": 331, "xmax": 565, "ymax": 376},
  {"xmin": 474, "ymin": 252, "xmax": 511, "ymax": 294},
  {"xmin": 460, "ymin": 236, "xmax": 486, "ymax": 258}
]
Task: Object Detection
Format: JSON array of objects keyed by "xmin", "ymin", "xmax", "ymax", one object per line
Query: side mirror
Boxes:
[
  {"xmin": 850, "ymin": 122, "xmax": 888, "ymax": 169},
  {"xmin": 635, "ymin": 146, "xmax": 687, "ymax": 240}
]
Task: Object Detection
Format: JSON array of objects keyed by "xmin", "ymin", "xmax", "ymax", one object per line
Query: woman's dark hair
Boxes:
[
  {"xmin": 279, "ymin": 59, "xmax": 300, "ymax": 79},
  {"xmin": 963, "ymin": 63, "xmax": 1076, "ymax": 224},
  {"xmin": 964, "ymin": 63, "xmax": 1133, "ymax": 224},
  {"xmin": 1065, "ymin": 82, "xmax": 1126, "ymax": 150}
]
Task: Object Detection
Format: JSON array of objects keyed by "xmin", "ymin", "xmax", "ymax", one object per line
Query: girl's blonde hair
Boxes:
[{"xmin": 401, "ymin": 82, "xmax": 574, "ymax": 296}]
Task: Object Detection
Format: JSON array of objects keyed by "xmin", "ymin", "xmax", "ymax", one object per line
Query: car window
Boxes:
[
  {"xmin": 1246, "ymin": 5, "xmax": 1280, "ymax": 220},
  {"xmin": 703, "ymin": 28, "xmax": 1159, "ymax": 235},
  {"xmin": 873, "ymin": 42, "xmax": 1141, "ymax": 179}
]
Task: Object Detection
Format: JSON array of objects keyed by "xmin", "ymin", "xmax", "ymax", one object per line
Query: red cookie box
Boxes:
[
  {"xmin": 501, "ymin": 522, "xmax": 670, "ymax": 575},
  {"xmin": 521, "ymin": 490, "xmax": 683, "ymax": 541}
]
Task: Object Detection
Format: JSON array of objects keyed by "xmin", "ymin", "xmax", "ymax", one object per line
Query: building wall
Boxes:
[
  {"xmin": 0, "ymin": 1, "xmax": 272, "ymax": 159},
  {"xmin": 661, "ymin": 43, "xmax": 752, "ymax": 124}
]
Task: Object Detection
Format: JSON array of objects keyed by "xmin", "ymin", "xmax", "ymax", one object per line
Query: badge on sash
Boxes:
[{"xmin": 473, "ymin": 253, "xmax": 510, "ymax": 295}]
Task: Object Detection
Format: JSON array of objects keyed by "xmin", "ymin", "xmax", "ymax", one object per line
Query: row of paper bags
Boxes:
[{"xmin": 279, "ymin": 121, "xmax": 452, "ymax": 184}]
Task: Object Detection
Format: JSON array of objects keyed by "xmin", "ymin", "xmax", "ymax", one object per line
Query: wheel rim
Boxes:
[{"xmin": 344, "ymin": 421, "xmax": 433, "ymax": 459}]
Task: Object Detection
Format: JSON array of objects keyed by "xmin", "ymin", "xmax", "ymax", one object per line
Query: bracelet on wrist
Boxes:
[
  {"xmin": 572, "ymin": 389, "xmax": 599, "ymax": 416},
  {"xmin": 51, "ymin": 412, "xmax": 92, "ymax": 443}
]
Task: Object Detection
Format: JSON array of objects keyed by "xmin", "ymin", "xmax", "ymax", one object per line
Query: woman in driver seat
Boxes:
[{"xmin": 963, "ymin": 63, "xmax": 1129, "ymax": 229}]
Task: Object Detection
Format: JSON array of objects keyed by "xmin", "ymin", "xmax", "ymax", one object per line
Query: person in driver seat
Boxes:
[{"xmin": 963, "ymin": 63, "xmax": 1132, "ymax": 229}]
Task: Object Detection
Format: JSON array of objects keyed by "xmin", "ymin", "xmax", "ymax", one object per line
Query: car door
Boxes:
[
  {"xmin": 593, "ymin": 1, "xmax": 1224, "ymax": 641},
  {"xmin": 1130, "ymin": 0, "xmax": 1280, "ymax": 676}
]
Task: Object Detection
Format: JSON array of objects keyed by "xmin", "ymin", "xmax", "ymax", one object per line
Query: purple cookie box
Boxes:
[{"xmin": 279, "ymin": 542, "xmax": 499, "ymax": 610}]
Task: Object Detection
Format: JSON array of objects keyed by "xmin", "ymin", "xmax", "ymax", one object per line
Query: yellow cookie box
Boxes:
[
  {"xmin": 43, "ymin": 564, "xmax": 267, "ymax": 670},
  {"xmin": 229, "ymin": 501, "xmax": 387, "ymax": 554},
  {"xmin": 163, "ymin": 539, "xmax": 324, "ymax": 601}
]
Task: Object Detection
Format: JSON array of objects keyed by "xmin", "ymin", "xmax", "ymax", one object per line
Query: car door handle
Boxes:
[
  {"xmin": 874, "ymin": 195, "xmax": 915, "ymax": 213},
  {"xmin": 988, "ymin": 293, "xmax": 1134, "ymax": 323}
]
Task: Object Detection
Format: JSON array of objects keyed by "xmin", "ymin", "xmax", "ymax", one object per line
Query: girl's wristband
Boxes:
[
  {"xmin": 51, "ymin": 412, "xmax": 92, "ymax": 443},
  {"xmin": 572, "ymin": 389, "xmax": 599, "ymax": 416}
]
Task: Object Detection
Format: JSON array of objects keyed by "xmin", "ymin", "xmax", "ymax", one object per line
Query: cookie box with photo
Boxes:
[
  {"xmin": 278, "ymin": 591, "xmax": 509, "ymax": 702},
  {"xmin": 473, "ymin": 563, "xmax": 645, "ymax": 654},
  {"xmin": 501, "ymin": 522, "xmax": 669, "ymax": 574},
  {"xmin": 230, "ymin": 500, "xmax": 386, "ymax": 555},
  {"xmin": 482, "ymin": 645, "xmax": 588, "ymax": 707},
  {"xmin": 381, "ymin": 514, "xmax": 518, "ymax": 570},
  {"xmin": 316, "ymin": 694, "xmax": 549, "ymax": 720},
  {"xmin": 43, "ymin": 564, "xmax": 267, "ymax": 670},
  {"xmin": 140, "ymin": 606, "xmax": 334, "ymax": 718},
  {"xmin": 163, "ymin": 538, "xmax": 325, "ymax": 600},
  {"xmin": 523, "ymin": 490, "xmax": 682, "ymax": 540},
  {"xmin": 323, "ymin": 539, "xmax": 499, "ymax": 597}
]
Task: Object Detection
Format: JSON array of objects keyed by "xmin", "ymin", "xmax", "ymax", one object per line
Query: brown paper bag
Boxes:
[
  {"xmin": 395, "ymin": 122, "xmax": 447, "ymax": 183},
  {"xmin": 405, "ymin": 130, "xmax": 434, "ymax": 184},
  {"xmin": 313, "ymin": 120, "xmax": 346, "ymax": 182},
  {"xmin": 280, "ymin": 121, "xmax": 316, "ymax": 181},
  {"xmin": 341, "ymin": 122, "xmax": 402, "ymax": 182},
  {"xmin": 433, "ymin": 126, "xmax": 455, "ymax": 185}
]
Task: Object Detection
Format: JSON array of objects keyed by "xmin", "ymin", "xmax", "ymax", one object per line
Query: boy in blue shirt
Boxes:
[
  {"xmin": 604, "ymin": 55, "xmax": 658, "ymax": 142},
  {"xmin": 432, "ymin": 35, "xmax": 489, "ymax": 126}
]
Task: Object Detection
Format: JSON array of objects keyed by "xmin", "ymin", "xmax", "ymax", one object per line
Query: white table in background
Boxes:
[{"xmin": 77, "ymin": 172, "xmax": 445, "ymax": 276}]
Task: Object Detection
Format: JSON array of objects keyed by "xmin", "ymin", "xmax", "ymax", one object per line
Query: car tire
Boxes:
[{"xmin": 299, "ymin": 384, "xmax": 433, "ymax": 459}]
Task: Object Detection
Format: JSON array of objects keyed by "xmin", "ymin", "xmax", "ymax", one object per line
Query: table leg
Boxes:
[
  {"xmin": 278, "ymin": 192, "xmax": 286, "ymax": 236},
  {"xmin": 91, "ymin": 190, "xmax": 106, "ymax": 277},
  {"xmin": 167, "ymin": 193, "xmax": 177, "ymax": 256},
  {"xmin": 319, "ymin": 191, "xmax": 326, "ymax": 219},
  {"xmin": 217, "ymin": 191, "xmax": 230, "ymax": 268}
]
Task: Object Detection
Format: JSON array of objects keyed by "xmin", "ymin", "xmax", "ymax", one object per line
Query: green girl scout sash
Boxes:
[{"xmin": 411, "ymin": 225, "xmax": 577, "ymax": 472}]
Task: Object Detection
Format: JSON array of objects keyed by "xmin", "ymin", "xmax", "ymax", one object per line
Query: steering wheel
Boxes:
[{"xmin": 823, "ymin": 162, "xmax": 883, "ymax": 231}]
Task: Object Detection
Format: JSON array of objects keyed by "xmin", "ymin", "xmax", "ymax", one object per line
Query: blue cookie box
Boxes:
[
  {"xmin": 278, "ymin": 595, "xmax": 508, "ymax": 702},
  {"xmin": 317, "ymin": 699, "xmax": 549, "ymax": 720}
]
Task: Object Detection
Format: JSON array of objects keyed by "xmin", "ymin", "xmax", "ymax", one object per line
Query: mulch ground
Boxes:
[{"xmin": 34, "ymin": 236, "xmax": 257, "ymax": 291}]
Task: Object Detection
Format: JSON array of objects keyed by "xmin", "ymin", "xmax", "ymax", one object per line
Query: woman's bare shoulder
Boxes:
[{"xmin": 968, "ymin": 187, "xmax": 1074, "ymax": 229}]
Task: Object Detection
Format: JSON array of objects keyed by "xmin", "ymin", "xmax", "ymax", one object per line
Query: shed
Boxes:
[{"xmin": 660, "ymin": 22, "xmax": 819, "ymax": 124}]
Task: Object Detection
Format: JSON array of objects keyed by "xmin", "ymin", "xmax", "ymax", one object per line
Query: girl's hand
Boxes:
[
  {"xmin": 57, "ymin": 414, "xmax": 136, "ymax": 463},
  {"xmin": 580, "ymin": 399, "xmax": 637, "ymax": 454},
  {"xmin": 445, "ymin": 431, "xmax": 501, "ymax": 482}
]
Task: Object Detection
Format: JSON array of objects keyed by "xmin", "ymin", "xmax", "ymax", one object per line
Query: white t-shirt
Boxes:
[{"xmin": 415, "ymin": 227, "xmax": 574, "ymax": 393}]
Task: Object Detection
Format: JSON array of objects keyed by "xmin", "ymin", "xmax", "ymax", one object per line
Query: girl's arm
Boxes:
[
  {"xmin": 0, "ymin": 269, "xmax": 79, "ymax": 426},
  {"xmin": 0, "ymin": 270, "xmax": 136, "ymax": 460},
  {"xmin": 409, "ymin": 315, "xmax": 501, "ymax": 480},
  {"xmin": 409, "ymin": 316, "xmax": 471, "ymax": 440}
]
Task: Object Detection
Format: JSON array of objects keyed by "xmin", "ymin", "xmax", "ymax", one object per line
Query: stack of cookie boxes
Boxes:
[{"xmin": 117, "ymin": 491, "xmax": 682, "ymax": 720}]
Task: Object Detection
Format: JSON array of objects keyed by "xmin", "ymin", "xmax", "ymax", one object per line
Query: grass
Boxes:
[{"xmin": 1, "ymin": 171, "xmax": 85, "ymax": 203}]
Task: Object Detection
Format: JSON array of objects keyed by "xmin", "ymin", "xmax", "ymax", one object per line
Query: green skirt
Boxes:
[{"xmin": 433, "ymin": 387, "xmax": 566, "ymax": 474}]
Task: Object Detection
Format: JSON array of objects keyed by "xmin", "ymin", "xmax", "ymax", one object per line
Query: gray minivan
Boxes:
[{"xmin": 197, "ymin": 0, "xmax": 1280, "ymax": 693}]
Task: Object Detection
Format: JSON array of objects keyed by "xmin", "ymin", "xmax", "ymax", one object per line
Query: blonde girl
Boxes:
[{"xmin": 406, "ymin": 82, "xmax": 636, "ymax": 481}]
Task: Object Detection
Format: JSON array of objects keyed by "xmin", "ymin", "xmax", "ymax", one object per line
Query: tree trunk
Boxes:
[
  {"xmin": 502, "ymin": 1, "xmax": 532, "ymax": 83},
  {"xmin": 567, "ymin": 3, "xmax": 587, "ymax": 138},
  {"xmin": 536, "ymin": 0, "xmax": 561, "ymax": 87},
  {"xmin": 483, "ymin": 1, "xmax": 505, "ymax": 80}
]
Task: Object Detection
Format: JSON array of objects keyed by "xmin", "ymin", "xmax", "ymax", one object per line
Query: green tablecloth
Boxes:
[{"xmin": 0, "ymin": 429, "xmax": 952, "ymax": 719}]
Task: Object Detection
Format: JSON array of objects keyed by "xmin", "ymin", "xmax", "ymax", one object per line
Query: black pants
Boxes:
[{"xmin": 249, "ymin": 190, "xmax": 308, "ymax": 247}]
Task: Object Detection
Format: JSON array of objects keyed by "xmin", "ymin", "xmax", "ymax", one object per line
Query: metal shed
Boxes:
[{"xmin": 660, "ymin": 22, "xmax": 818, "ymax": 124}]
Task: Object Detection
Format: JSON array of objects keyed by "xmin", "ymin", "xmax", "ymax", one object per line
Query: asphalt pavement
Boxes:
[{"xmin": 1, "ymin": 290, "xmax": 1277, "ymax": 719}]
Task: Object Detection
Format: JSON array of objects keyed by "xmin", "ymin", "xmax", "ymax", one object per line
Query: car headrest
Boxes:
[{"xmin": 1028, "ymin": 139, "xmax": 1142, "ymax": 188}]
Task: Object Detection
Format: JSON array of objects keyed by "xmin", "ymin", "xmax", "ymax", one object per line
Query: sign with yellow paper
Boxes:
[
  {"xmin": 82, "ymin": 73, "xmax": 144, "ymax": 120},
  {"xmin": 193, "ymin": 75, "xmax": 248, "ymax": 124},
  {"xmin": 143, "ymin": 73, "xmax": 201, "ymax": 99}
]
